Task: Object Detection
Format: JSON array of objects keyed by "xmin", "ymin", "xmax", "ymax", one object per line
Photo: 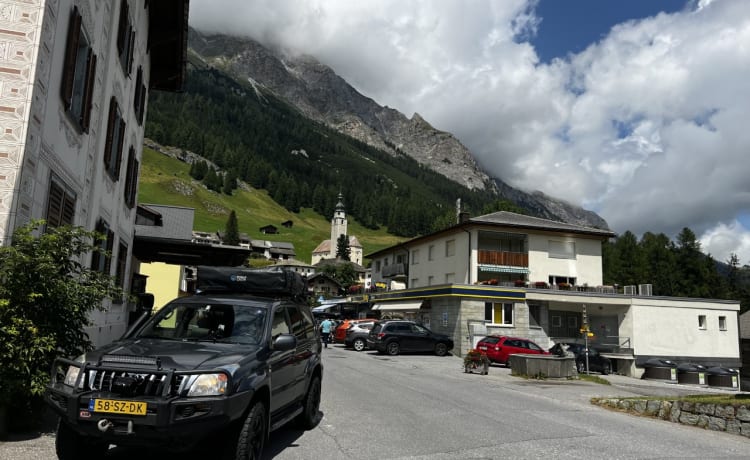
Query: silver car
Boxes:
[{"xmin": 344, "ymin": 321, "xmax": 376, "ymax": 351}]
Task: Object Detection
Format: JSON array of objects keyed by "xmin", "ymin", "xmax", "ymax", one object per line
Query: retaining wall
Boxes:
[{"xmin": 592, "ymin": 398, "xmax": 750, "ymax": 438}]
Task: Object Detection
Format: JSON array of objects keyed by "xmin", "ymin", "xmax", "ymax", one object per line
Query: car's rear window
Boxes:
[
  {"xmin": 371, "ymin": 323, "xmax": 383, "ymax": 334},
  {"xmin": 481, "ymin": 336, "xmax": 500, "ymax": 344}
]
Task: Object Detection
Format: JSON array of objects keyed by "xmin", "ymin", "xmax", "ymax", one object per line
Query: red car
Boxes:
[
  {"xmin": 333, "ymin": 318, "xmax": 378, "ymax": 343},
  {"xmin": 475, "ymin": 335, "xmax": 549, "ymax": 366}
]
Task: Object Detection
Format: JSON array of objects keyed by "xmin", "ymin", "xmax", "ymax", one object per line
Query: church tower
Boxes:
[{"xmin": 331, "ymin": 192, "xmax": 348, "ymax": 245}]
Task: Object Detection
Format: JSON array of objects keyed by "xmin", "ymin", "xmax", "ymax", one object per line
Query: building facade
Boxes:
[
  {"xmin": 0, "ymin": 0, "xmax": 188, "ymax": 346},
  {"xmin": 367, "ymin": 211, "xmax": 741, "ymax": 377}
]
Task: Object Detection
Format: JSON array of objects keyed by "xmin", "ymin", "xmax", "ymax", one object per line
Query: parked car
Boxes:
[
  {"xmin": 46, "ymin": 266, "xmax": 323, "ymax": 460},
  {"xmin": 333, "ymin": 318, "xmax": 378, "ymax": 344},
  {"xmin": 475, "ymin": 335, "xmax": 549, "ymax": 366},
  {"xmin": 344, "ymin": 321, "xmax": 376, "ymax": 351},
  {"xmin": 367, "ymin": 320, "xmax": 453, "ymax": 356},
  {"xmin": 550, "ymin": 342, "xmax": 612, "ymax": 375}
]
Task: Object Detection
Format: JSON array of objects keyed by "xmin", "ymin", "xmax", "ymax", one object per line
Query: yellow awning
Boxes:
[{"xmin": 372, "ymin": 300, "xmax": 424, "ymax": 311}]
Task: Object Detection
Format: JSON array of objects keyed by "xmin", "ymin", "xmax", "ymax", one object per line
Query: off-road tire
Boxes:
[
  {"xmin": 353, "ymin": 338, "xmax": 366, "ymax": 352},
  {"xmin": 236, "ymin": 401, "xmax": 267, "ymax": 460},
  {"xmin": 296, "ymin": 375, "xmax": 321, "ymax": 429},
  {"xmin": 55, "ymin": 420, "xmax": 109, "ymax": 460},
  {"xmin": 434, "ymin": 342, "xmax": 448, "ymax": 356},
  {"xmin": 386, "ymin": 341, "xmax": 400, "ymax": 356}
]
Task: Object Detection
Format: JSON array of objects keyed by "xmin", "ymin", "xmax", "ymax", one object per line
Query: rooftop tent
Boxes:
[{"xmin": 371, "ymin": 300, "xmax": 424, "ymax": 311}]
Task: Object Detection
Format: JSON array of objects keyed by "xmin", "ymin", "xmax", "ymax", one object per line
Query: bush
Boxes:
[{"xmin": 0, "ymin": 221, "xmax": 122, "ymax": 415}]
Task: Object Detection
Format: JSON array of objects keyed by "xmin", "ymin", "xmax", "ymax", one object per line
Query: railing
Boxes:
[
  {"xmin": 477, "ymin": 250, "xmax": 528, "ymax": 267},
  {"xmin": 382, "ymin": 263, "xmax": 406, "ymax": 278}
]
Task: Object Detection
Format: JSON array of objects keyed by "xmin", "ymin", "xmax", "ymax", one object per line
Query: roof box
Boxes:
[{"xmin": 196, "ymin": 266, "xmax": 307, "ymax": 297}]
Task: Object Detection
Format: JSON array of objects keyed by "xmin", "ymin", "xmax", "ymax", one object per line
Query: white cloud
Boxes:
[
  {"xmin": 701, "ymin": 221, "xmax": 750, "ymax": 265},
  {"xmin": 189, "ymin": 0, "xmax": 750, "ymax": 263}
]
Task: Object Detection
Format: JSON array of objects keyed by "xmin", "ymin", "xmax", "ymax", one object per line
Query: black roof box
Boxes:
[{"xmin": 196, "ymin": 266, "xmax": 307, "ymax": 297}]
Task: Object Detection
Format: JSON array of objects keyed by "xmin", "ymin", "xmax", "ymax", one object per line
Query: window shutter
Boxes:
[
  {"xmin": 104, "ymin": 97, "xmax": 117, "ymax": 170},
  {"xmin": 61, "ymin": 7, "xmax": 81, "ymax": 108},
  {"xmin": 80, "ymin": 52, "xmax": 96, "ymax": 132},
  {"xmin": 61, "ymin": 190, "xmax": 75, "ymax": 225},
  {"xmin": 105, "ymin": 228, "xmax": 115, "ymax": 274},
  {"xmin": 46, "ymin": 181, "xmax": 64, "ymax": 227},
  {"xmin": 114, "ymin": 118, "xmax": 126, "ymax": 178},
  {"xmin": 127, "ymin": 27, "xmax": 135, "ymax": 74},
  {"xmin": 117, "ymin": 0, "xmax": 128, "ymax": 54}
]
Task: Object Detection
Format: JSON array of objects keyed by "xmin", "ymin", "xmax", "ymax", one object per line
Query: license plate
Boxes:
[{"xmin": 89, "ymin": 399, "xmax": 147, "ymax": 416}]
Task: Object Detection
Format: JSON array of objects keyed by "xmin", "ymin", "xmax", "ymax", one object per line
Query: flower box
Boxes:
[{"xmin": 463, "ymin": 349, "xmax": 490, "ymax": 375}]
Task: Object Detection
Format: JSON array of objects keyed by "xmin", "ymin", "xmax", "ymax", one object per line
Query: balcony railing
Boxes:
[
  {"xmin": 477, "ymin": 250, "xmax": 528, "ymax": 267},
  {"xmin": 382, "ymin": 263, "xmax": 407, "ymax": 278}
]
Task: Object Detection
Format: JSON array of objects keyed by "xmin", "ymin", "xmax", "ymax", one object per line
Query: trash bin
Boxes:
[
  {"xmin": 677, "ymin": 363, "xmax": 708, "ymax": 386},
  {"xmin": 642, "ymin": 358, "xmax": 677, "ymax": 382},
  {"xmin": 706, "ymin": 367, "xmax": 739, "ymax": 390}
]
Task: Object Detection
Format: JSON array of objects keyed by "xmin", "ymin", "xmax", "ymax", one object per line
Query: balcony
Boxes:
[
  {"xmin": 477, "ymin": 250, "xmax": 528, "ymax": 267},
  {"xmin": 382, "ymin": 263, "xmax": 407, "ymax": 278}
]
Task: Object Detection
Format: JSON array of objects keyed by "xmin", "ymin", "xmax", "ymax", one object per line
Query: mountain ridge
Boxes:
[{"xmin": 187, "ymin": 28, "xmax": 609, "ymax": 230}]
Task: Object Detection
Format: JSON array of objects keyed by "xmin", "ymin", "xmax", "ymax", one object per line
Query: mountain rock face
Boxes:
[{"xmin": 187, "ymin": 29, "xmax": 610, "ymax": 230}]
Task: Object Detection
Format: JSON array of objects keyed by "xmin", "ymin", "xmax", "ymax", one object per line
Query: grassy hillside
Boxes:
[{"xmin": 138, "ymin": 147, "xmax": 405, "ymax": 264}]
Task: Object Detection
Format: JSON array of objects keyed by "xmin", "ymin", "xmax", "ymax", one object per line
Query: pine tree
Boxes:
[
  {"xmin": 224, "ymin": 210, "xmax": 240, "ymax": 246},
  {"xmin": 336, "ymin": 234, "xmax": 351, "ymax": 261}
]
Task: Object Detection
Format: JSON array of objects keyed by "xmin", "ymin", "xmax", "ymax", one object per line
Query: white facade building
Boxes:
[
  {"xmin": 367, "ymin": 211, "xmax": 741, "ymax": 377},
  {"xmin": 311, "ymin": 192, "xmax": 363, "ymax": 266},
  {"xmin": 0, "ymin": 0, "xmax": 188, "ymax": 346}
]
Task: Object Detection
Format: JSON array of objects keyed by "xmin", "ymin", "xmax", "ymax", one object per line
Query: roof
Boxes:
[
  {"xmin": 366, "ymin": 211, "xmax": 615, "ymax": 258},
  {"xmin": 136, "ymin": 204, "xmax": 194, "ymax": 240},
  {"xmin": 312, "ymin": 240, "xmax": 331, "ymax": 254}
]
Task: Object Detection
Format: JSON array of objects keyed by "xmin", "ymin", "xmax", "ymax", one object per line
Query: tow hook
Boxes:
[{"xmin": 97, "ymin": 419, "xmax": 113, "ymax": 432}]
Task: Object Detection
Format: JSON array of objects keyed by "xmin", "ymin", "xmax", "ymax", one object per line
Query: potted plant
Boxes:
[{"xmin": 463, "ymin": 349, "xmax": 490, "ymax": 375}]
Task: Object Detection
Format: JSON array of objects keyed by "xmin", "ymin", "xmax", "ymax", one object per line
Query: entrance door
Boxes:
[{"xmin": 549, "ymin": 310, "xmax": 581, "ymax": 339}]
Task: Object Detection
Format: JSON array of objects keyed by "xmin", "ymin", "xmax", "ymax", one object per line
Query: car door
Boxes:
[
  {"xmin": 267, "ymin": 306, "xmax": 298, "ymax": 413},
  {"xmin": 287, "ymin": 303, "xmax": 317, "ymax": 400},
  {"xmin": 409, "ymin": 323, "xmax": 434, "ymax": 352},
  {"xmin": 391, "ymin": 323, "xmax": 417, "ymax": 351},
  {"xmin": 524, "ymin": 340, "xmax": 545, "ymax": 355},
  {"xmin": 502, "ymin": 339, "xmax": 525, "ymax": 362}
]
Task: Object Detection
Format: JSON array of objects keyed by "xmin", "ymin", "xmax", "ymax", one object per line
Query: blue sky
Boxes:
[
  {"xmin": 532, "ymin": 0, "xmax": 688, "ymax": 63},
  {"xmin": 190, "ymin": 0, "xmax": 750, "ymax": 264}
]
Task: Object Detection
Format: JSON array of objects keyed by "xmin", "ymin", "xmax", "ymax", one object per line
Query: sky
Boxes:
[{"xmin": 189, "ymin": 0, "xmax": 750, "ymax": 265}]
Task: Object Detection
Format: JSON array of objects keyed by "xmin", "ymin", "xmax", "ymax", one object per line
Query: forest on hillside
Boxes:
[
  {"xmin": 145, "ymin": 63, "xmax": 498, "ymax": 237},
  {"xmin": 603, "ymin": 227, "xmax": 750, "ymax": 312}
]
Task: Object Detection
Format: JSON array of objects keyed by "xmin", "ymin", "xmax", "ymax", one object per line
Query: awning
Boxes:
[
  {"xmin": 478, "ymin": 264, "xmax": 530, "ymax": 274},
  {"xmin": 372, "ymin": 300, "xmax": 424, "ymax": 311}
]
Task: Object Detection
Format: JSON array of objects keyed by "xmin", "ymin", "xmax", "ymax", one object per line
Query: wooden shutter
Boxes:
[
  {"xmin": 127, "ymin": 27, "xmax": 135, "ymax": 74},
  {"xmin": 61, "ymin": 7, "xmax": 81, "ymax": 109},
  {"xmin": 114, "ymin": 118, "xmax": 126, "ymax": 179},
  {"xmin": 46, "ymin": 181, "xmax": 64, "ymax": 227},
  {"xmin": 104, "ymin": 97, "xmax": 117, "ymax": 171},
  {"xmin": 117, "ymin": 0, "xmax": 128, "ymax": 54},
  {"xmin": 80, "ymin": 52, "xmax": 96, "ymax": 132}
]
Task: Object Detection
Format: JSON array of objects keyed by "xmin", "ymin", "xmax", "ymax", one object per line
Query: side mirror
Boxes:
[{"xmin": 273, "ymin": 334, "xmax": 297, "ymax": 351}]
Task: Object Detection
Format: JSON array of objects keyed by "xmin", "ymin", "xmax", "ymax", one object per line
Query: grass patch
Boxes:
[
  {"xmin": 578, "ymin": 374, "xmax": 611, "ymax": 385},
  {"xmin": 138, "ymin": 147, "xmax": 406, "ymax": 263}
]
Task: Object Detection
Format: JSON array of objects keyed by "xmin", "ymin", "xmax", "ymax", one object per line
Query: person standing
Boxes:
[{"xmin": 320, "ymin": 317, "xmax": 334, "ymax": 348}]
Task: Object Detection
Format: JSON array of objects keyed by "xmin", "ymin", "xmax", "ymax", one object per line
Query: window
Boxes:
[
  {"xmin": 133, "ymin": 66, "xmax": 147, "ymax": 125},
  {"xmin": 484, "ymin": 302, "xmax": 513, "ymax": 325},
  {"xmin": 427, "ymin": 275, "xmax": 434, "ymax": 286},
  {"xmin": 123, "ymin": 146, "xmax": 139, "ymax": 208},
  {"xmin": 445, "ymin": 239, "xmax": 455, "ymax": 257},
  {"xmin": 117, "ymin": 0, "xmax": 135, "ymax": 75},
  {"xmin": 719, "ymin": 316, "xmax": 727, "ymax": 331},
  {"xmin": 428, "ymin": 245, "xmax": 435, "ymax": 261},
  {"xmin": 375, "ymin": 261, "xmax": 381, "ymax": 272},
  {"xmin": 411, "ymin": 278, "xmax": 418, "ymax": 286},
  {"xmin": 551, "ymin": 316, "xmax": 562, "ymax": 328},
  {"xmin": 91, "ymin": 219, "xmax": 114, "ymax": 274},
  {"xmin": 61, "ymin": 6, "xmax": 97, "ymax": 133},
  {"xmin": 698, "ymin": 315, "xmax": 707, "ymax": 330},
  {"xmin": 411, "ymin": 249, "xmax": 419, "ymax": 265},
  {"xmin": 548, "ymin": 240, "xmax": 576, "ymax": 259},
  {"xmin": 270, "ymin": 307, "xmax": 290, "ymax": 339},
  {"xmin": 528, "ymin": 304, "xmax": 541, "ymax": 328},
  {"xmin": 104, "ymin": 97, "xmax": 126, "ymax": 180},
  {"xmin": 445, "ymin": 273, "xmax": 455, "ymax": 284},
  {"xmin": 45, "ymin": 176, "xmax": 76, "ymax": 228},
  {"xmin": 288, "ymin": 305, "xmax": 315, "ymax": 340}
]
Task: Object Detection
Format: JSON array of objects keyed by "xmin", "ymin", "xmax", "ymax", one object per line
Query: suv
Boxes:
[
  {"xmin": 46, "ymin": 266, "xmax": 323, "ymax": 460},
  {"xmin": 475, "ymin": 336, "xmax": 549, "ymax": 365},
  {"xmin": 344, "ymin": 321, "xmax": 376, "ymax": 351},
  {"xmin": 367, "ymin": 320, "xmax": 453, "ymax": 356}
]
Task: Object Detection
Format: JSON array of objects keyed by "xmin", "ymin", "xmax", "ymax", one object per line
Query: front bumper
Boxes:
[{"xmin": 46, "ymin": 383, "xmax": 251, "ymax": 449}]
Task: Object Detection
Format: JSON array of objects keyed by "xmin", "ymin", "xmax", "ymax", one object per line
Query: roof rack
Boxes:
[{"xmin": 196, "ymin": 266, "xmax": 307, "ymax": 298}]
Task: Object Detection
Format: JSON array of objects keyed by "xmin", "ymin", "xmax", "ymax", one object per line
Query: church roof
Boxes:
[
  {"xmin": 349, "ymin": 235, "xmax": 362, "ymax": 248},
  {"xmin": 312, "ymin": 240, "xmax": 331, "ymax": 254}
]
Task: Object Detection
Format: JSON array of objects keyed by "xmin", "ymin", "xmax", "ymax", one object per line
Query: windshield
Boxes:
[{"xmin": 137, "ymin": 301, "xmax": 267, "ymax": 345}]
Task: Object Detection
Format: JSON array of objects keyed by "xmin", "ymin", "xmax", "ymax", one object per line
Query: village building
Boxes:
[
  {"xmin": 0, "ymin": 0, "xmax": 189, "ymax": 346},
  {"xmin": 367, "ymin": 211, "xmax": 741, "ymax": 377}
]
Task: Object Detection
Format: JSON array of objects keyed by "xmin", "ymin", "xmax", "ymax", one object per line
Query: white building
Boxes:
[
  {"xmin": 0, "ymin": 0, "xmax": 189, "ymax": 346},
  {"xmin": 367, "ymin": 211, "xmax": 741, "ymax": 377},
  {"xmin": 311, "ymin": 193, "xmax": 363, "ymax": 266}
]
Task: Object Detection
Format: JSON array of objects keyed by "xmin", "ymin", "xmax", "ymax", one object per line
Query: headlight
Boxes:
[
  {"xmin": 63, "ymin": 354, "xmax": 86, "ymax": 387},
  {"xmin": 186, "ymin": 373, "xmax": 228, "ymax": 397}
]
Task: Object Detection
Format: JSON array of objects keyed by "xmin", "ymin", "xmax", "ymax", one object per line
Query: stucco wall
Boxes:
[{"xmin": 527, "ymin": 234, "xmax": 604, "ymax": 286}]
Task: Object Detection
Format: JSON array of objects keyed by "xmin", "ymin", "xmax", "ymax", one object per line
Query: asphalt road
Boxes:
[{"xmin": 2, "ymin": 345, "xmax": 748, "ymax": 459}]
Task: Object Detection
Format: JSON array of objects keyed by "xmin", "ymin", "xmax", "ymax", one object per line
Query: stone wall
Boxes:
[{"xmin": 592, "ymin": 398, "xmax": 750, "ymax": 437}]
